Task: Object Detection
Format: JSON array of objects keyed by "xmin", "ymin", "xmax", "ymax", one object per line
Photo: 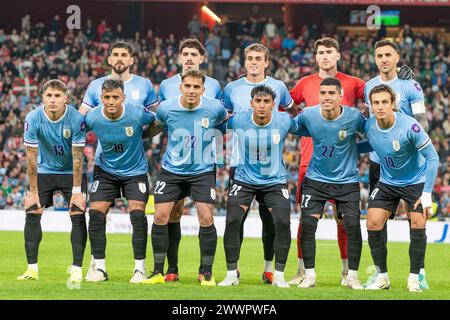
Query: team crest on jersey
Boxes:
[
  {"xmin": 273, "ymin": 133, "xmax": 281, "ymax": 145},
  {"xmin": 125, "ymin": 126, "xmax": 134, "ymax": 137},
  {"xmin": 201, "ymin": 118, "xmax": 209, "ymax": 128},
  {"xmin": 138, "ymin": 182, "xmax": 147, "ymax": 193},
  {"xmin": 63, "ymin": 129, "xmax": 71, "ymax": 139},
  {"xmin": 281, "ymin": 188, "xmax": 289, "ymax": 199},
  {"xmin": 132, "ymin": 90, "xmax": 140, "ymax": 100},
  {"xmin": 91, "ymin": 180, "xmax": 99, "ymax": 193},
  {"xmin": 211, "ymin": 188, "xmax": 216, "ymax": 200},
  {"xmin": 392, "ymin": 140, "xmax": 400, "ymax": 151},
  {"xmin": 338, "ymin": 130, "xmax": 347, "ymax": 140}
]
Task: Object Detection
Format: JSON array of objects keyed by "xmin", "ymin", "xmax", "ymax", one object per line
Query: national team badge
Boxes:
[
  {"xmin": 91, "ymin": 180, "xmax": 99, "ymax": 193},
  {"xmin": 281, "ymin": 188, "xmax": 289, "ymax": 200},
  {"xmin": 392, "ymin": 140, "xmax": 400, "ymax": 152},
  {"xmin": 132, "ymin": 90, "xmax": 140, "ymax": 100},
  {"xmin": 138, "ymin": 182, "xmax": 147, "ymax": 193},
  {"xmin": 338, "ymin": 130, "xmax": 347, "ymax": 140},
  {"xmin": 273, "ymin": 133, "xmax": 280, "ymax": 145},
  {"xmin": 63, "ymin": 129, "xmax": 71, "ymax": 139},
  {"xmin": 125, "ymin": 126, "xmax": 134, "ymax": 137},
  {"xmin": 201, "ymin": 118, "xmax": 209, "ymax": 128},
  {"xmin": 211, "ymin": 188, "xmax": 216, "ymax": 200}
]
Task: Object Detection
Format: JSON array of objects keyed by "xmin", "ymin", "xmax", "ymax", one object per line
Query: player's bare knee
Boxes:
[
  {"xmin": 168, "ymin": 206, "xmax": 183, "ymax": 223},
  {"xmin": 410, "ymin": 214, "xmax": 426, "ymax": 229}
]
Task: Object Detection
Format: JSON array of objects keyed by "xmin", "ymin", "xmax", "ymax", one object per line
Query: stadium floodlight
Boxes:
[{"xmin": 201, "ymin": 5, "xmax": 221, "ymax": 24}]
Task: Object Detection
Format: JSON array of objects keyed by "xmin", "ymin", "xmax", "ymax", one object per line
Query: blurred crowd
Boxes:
[{"xmin": 0, "ymin": 15, "xmax": 449, "ymax": 220}]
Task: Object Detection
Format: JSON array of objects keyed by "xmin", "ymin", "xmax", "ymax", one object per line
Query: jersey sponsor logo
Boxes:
[
  {"xmin": 201, "ymin": 118, "xmax": 209, "ymax": 128},
  {"xmin": 392, "ymin": 140, "xmax": 400, "ymax": 151},
  {"xmin": 63, "ymin": 128, "xmax": 71, "ymax": 139},
  {"xmin": 281, "ymin": 188, "xmax": 289, "ymax": 199},
  {"xmin": 338, "ymin": 130, "xmax": 347, "ymax": 140},
  {"xmin": 411, "ymin": 123, "xmax": 421, "ymax": 133},
  {"xmin": 132, "ymin": 90, "xmax": 140, "ymax": 100},
  {"xmin": 138, "ymin": 182, "xmax": 147, "ymax": 193},
  {"xmin": 91, "ymin": 180, "xmax": 99, "ymax": 193},
  {"xmin": 125, "ymin": 126, "xmax": 134, "ymax": 137},
  {"xmin": 210, "ymin": 188, "xmax": 216, "ymax": 200},
  {"xmin": 273, "ymin": 133, "xmax": 280, "ymax": 145}
]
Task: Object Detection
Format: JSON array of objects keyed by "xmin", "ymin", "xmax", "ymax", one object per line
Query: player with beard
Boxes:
[{"xmin": 79, "ymin": 41, "xmax": 159, "ymax": 281}]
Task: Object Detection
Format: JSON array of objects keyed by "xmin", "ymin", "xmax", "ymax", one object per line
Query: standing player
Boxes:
[
  {"xmin": 84, "ymin": 79, "xmax": 155, "ymax": 283},
  {"xmin": 141, "ymin": 70, "xmax": 228, "ymax": 286},
  {"xmin": 223, "ymin": 43, "xmax": 295, "ymax": 284},
  {"xmin": 288, "ymin": 37, "xmax": 413, "ymax": 285},
  {"xmin": 363, "ymin": 84, "xmax": 438, "ymax": 292},
  {"xmin": 79, "ymin": 41, "xmax": 159, "ymax": 278},
  {"xmin": 293, "ymin": 78, "xmax": 365, "ymax": 289},
  {"xmin": 157, "ymin": 39, "xmax": 222, "ymax": 282},
  {"xmin": 218, "ymin": 85, "xmax": 300, "ymax": 288},
  {"xmin": 18, "ymin": 79, "xmax": 87, "ymax": 283},
  {"xmin": 364, "ymin": 39, "xmax": 429, "ymax": 289}
]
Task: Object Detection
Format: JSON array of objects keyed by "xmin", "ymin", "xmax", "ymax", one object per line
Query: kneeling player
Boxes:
[
  {"xmin": 294, "ymin": 78, "xmax": 365, "ymax": 289},
  {"xmin": 18, "ymin": 79, "xmax": 87, "ymax": 283},
  {"xmin": 141, "ymin": 70, "xmax": 228, "ymax": 286},
  {"xmin": 218, "ymin": 85, "xmax": 299, "ymax": 288},
  {"xmin": 363, "ymin": 85, "xmax": 438, "ymax": 292},
  {"xmin": 84, "ymin": 79, "xmax": 155, "ymax": 283}
]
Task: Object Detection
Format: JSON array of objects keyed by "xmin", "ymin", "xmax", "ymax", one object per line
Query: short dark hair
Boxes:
[
  {"xmin": 245, "ymin": 43, "xmax": 269, "ymax": 61},
  {"xmin": 374, "ymin": 39, "xmax": 400, "ymax": 54},
  {"xmin": 108, "ymin": 41, "xmax": 134, "ymax": 56},
  {"xmin": 251, "ymin": 85, "xmax": 276, "ymax": 101},
  {"xmin": 181, "ymin": 69, "xmax": 205, "ymax": 83},
  {"xmin": 314, "ymin": 37, "xmax": 340, "ymax": 53},
  {"xmin": 101, "ymin": 79, "xmax": 124, "ymax": 92},
  {"xmin": 42, "ymin": 79, "xmax": 67, "ymax": 94},
  {"xmin": 179, "ymin": 38, "xmax": 206, "ymax": 57},
  {"xmin": 320, "ymin": 77, "xmax": 342, "ymax": 92},
  {"xmin": 369, "ymin": 84, "xmax": 398, "ymax": 110}
]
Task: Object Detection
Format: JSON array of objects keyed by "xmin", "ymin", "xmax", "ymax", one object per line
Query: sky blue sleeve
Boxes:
[
  {"xmin": 72, "ymin": 113, "xmax": 86, "ymax": 147},
  {"xmin": 82, "ymin": 82, "xmax": 98, "ymax": 108},
  {"xmin": 155, "ymin": 104, "xmax": 166, "ymax": 126},
  {"xmin": 288, "ymin": 117, "xmax": 299, "ymax": 134},
  {"xmin": 84, "ymin": 112, "xmax": 94, "ymax": 132},
  {"xmin": 158, "ymin": 80, "xmax": 167, "ymax": 102},
  {"xmin": 279, "ymin": 82, "xmax": 294, "ymax": 109},
  {"xmin": 140, "ymin": 107, "xmax": 156, "ymax": 126},
  {"xmin": 408, "ymin": 120, "xmax": 430, "ymax": 150},
  {"xmin": 144, "ymin": 79, "xmax": 160, "ymax": 107},
  {"xmin": 293, "ymin": 113, "xmax": 310, "ymax": 137},
  {"xmin": 214, "ymin": 79, "xmax": 223, "ymax": 100},
  {"xmin": 222, "ymin": 85, "xmax": 233, "ymax": 111},
  {"xmin": 23, "ymin": 112, "xmax": 38, "ymax": 147},
  {"xmin": 409, "ymin": 80, "xmax": 425, "ymax": 104},
  {"xmin": 419, "ymin": 143, "xmax": 439, "ymax": 193}
]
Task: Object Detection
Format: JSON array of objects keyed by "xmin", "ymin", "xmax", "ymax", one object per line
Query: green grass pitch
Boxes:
[{"xmin": 1, "ymin": 231, "xmax": 449, "ymax": 300}]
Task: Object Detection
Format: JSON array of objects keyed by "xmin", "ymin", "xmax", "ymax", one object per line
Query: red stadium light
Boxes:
[{"xmin": 201, "ymin": 5, "xmax": 222, "ymax": 24}]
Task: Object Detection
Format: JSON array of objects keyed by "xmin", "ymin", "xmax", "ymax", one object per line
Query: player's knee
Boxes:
[
  {"xmin": 226, "ymin": 205, "xmax": 245, "ymax": 229},
  {"xmin": 271, "ymin": 208, "xmax": 290, "ymax": 229},
  {"xmin": 199, "ymin": 214, "xmax": 214, "ymax": 227},
  {"xmin": 25, "ymin": 212, "xmax": 42, "ymax": 224},
  {"xmin": 366, "ymin": 218, "xmax": 383, "ymax": 231},
  {"xmin": 410, "ymin": 216, "xmax": 426, "ymax": 229},
  {"xmin": 300, "ymin": 215, "xmax": 318, "ymax": 238},
  {"xmin": 343, "ymin": 214, "xmax": 361, "ymax": 234}
]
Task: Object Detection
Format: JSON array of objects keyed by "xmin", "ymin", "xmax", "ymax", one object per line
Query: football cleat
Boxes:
[
  {"xmin": 288, "ymin": 271, "xmax": 305, "ymax": 285},
  {"xmin": 298, "ymin": 275, "xmax": 316, "ymax": 288},
  {"xmin": 340, "ymin": 271, "xmax": 348, "ymax": 286},
  {"xmin": 130, "ymin": 269, "xmax": 146, "ymax": 284},
  {"xmin": 365, "ymin": 275, "xmax": 390, "ymax": 290},
  {"xmin": 272, "ymin": 275, "xmax": 290, "ymax": 288},
  {"xmin": 262, "ymin": 272, "xmax": 273, "ymax": 285},
  {"xmin": 342, "ymin": 275, "xmax": 364, "ymax": 290},
  {"xmin": 85, "ymin": 269, "xmax": 108, "ymax": 282},
  {"xmin": 419, "ymin": 273, "xmax": 430, "ymax": 290},
  {"xmin": 164, "ymin": 267, "xmax": 179, "ymax": 282},
  {"xmin": 17, "ymin": 268, "xmax": 38, "ymax": 281},
  {"xmin": 218, "ymin": 273, "xmax": 239, "ymax": 287},
  {"xmin": 200, "ymin": 272, "xmax": 216, "ymax": 286},
  {"xmin": 69, "ymin": 266, "xmax": 82, "ymax": 283},
  {"xmin": 141, "ymin": 271, "xmax": 165, "ymax": 285},
  {"xmin": 408, "ymin": 279, "xmax": 422, "ymax": 293}
]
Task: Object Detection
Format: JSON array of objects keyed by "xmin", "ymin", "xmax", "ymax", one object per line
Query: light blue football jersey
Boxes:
[
  {"xmin": 295, "ymin": 106, "xmax": 366, "ymax": 184},
  {"xmin": 24, "ymin": 105, "xmax": 86, "ymax": 174},
  {"xmin": 227, "ymin": 111, "xmax": 300, "ymax": 186},
  {"xmin": 85, "ymin": 104, "xmax": 155, "ymax": 177},
  {"xmin": 364, "ymin": 75, "xmax": 425, "ymax": 163},
  {"xmin": 82, "ymin": 74, "xmax": 159, "ymax": 109},
  {"xmin": 363, "ymin": 112, "xmax": 432, "ymax": 188},
  {"xmin": 156, "ymin": 96, "xmax": 228, "ymax": 175},
  {"xmin": 158, "ymin": 73, "xmax": 222, "ymax": 101},
  {"xmin": 223, "ymin": 76, "xmax": 293, "ymax": 113}
]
